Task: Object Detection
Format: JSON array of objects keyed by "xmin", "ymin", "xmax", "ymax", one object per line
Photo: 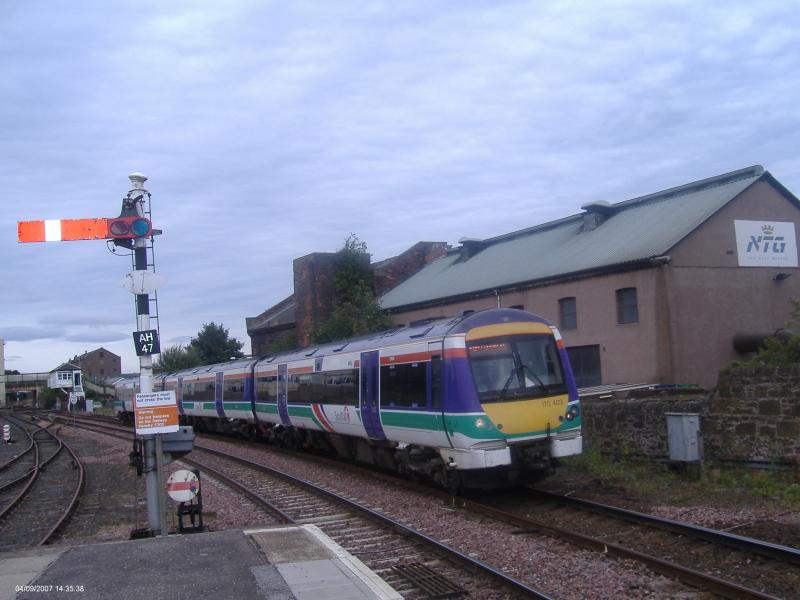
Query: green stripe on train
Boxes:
[
  {"xmin": 255, "ymin": 403, "xmax": 278, "ymax": 414},
  {"xmin": 287, "ymin": 405, "xmax": 314, "ymax": 419},
  {"xmin": 379, "ymin": 410, "xmax": 445, "ymax": 432},
  {"xmin": 238, "ymin": 403, "xmax": 580, "ymax": 440},
  {"xmin": 443, "ymin": 413, "xmax": 582, "ymax": 440}
]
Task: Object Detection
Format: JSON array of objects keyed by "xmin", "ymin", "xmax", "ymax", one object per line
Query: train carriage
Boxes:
[
  {"xmin": 252, "ymin": 308, "xmax": 582, "ymax": 489},
  {"xmin": 117, "ymin": 308, "xmax": 581, "ymax": 489},
  {"xmin": 167, "ymin": 358, "xmax": 258, "ymax": 431}
]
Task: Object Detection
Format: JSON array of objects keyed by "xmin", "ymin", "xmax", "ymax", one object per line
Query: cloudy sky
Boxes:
[{"xmin": 2, "ymin": 1, "xmax": 799, "ymax": 374}]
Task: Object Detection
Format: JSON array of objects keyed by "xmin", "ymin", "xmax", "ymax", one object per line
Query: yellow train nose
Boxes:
[{"xmin": 481, "ymin": 394, "xmax": 569, "ymax": 435}]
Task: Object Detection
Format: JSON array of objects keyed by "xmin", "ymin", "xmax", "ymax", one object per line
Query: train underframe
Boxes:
[{"xmin": 168, "ymin": 414, "xmax": 559, "ymax": 492}]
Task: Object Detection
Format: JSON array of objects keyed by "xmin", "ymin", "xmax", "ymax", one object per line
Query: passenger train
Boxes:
[{"xmin": 115, "ymin": 308, "xmax": 582, "ymax": 490}]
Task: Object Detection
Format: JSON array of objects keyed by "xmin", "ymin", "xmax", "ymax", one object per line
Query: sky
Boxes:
[{"xmin": 2, "ymin": 1, "xmax": 799, "ymax": 374}]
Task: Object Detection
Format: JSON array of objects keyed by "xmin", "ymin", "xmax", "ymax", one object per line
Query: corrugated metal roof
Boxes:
[{"xmin": 381, "ymin": 165, "xmax": 766, "ymax": 310}]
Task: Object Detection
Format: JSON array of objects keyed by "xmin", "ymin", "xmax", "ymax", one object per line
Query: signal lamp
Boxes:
[{"xmin": 108, "ymin": 216, "xmax": 152, "ymax": 239}]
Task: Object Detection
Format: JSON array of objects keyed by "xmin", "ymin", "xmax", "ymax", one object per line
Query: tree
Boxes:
[
  {"xmin": 312, "ymin": 234, "xmax": 392, "ymax": 344},
  {"xmin": 153, "ymin": 344, "xmax": 202, "ymax": 373},
  {"xmin": 187, "ymin": 322, "xmax": 245, "ymax": 364},
  {"xmin": 751, "ymin": 297, "xmax": 800, "ymax": 366}
]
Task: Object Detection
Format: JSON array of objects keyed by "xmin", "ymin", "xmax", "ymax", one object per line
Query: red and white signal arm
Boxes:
[{"xmin": 166, "ymin": 469, "xmax": 200, "ymax": 503}]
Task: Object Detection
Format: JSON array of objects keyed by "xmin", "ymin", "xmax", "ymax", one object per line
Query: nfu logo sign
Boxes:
[{"xmin": 734, "ymin": 220, "xmax": 798, "ymax": 267}]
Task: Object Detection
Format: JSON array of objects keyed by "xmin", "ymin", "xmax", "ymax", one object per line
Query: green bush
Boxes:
[{"xmin": 740, "ymin": 297, "xmax": 800, "ymax": 367}]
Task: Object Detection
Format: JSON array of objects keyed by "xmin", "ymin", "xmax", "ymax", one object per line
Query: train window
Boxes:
[
  {"xmin": 223, "ymin": 377, "xmax": 244, "ymax": 401},
  {"xmin": 183, "ymin": 380, "xmax": 211, "ymax": 402},
  {"xmin": 288, "ymin": 374, "xmax": 313, "ymax": 404},
  {"xmin": 380, "ymin": 362, "xmax": 426, "ymax": 408},
  {"xmin": 468, "ymin": 335, "xmax": 566, "ymax": 401},
  {"xmin": 256, "ymin": 375, "xmax": 278, "ymax": 402},
  {"xmin": 319, "ymin": 369, "xmax": 358, "ymax": 406}
]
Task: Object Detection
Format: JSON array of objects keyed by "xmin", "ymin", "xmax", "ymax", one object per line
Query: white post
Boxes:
[
  {"xmin": 0, "ymin": 339, "xmax": 6, "ymax": 409},
  {"xmin": 128, "ymin": 173, "xmax": 166, "ymax": 535}
]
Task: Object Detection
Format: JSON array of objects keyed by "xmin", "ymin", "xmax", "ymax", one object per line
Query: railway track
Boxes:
[
  {"xmin": 44, "ymin": 412, "xmax": 551, "ymax": 598},
  {"xmin": 469, "ymin": 489, "xmax": 798, "ymax": 600},
  {"xmin": 185, "ymin": 444, "xmax": 551, "ymax": 599},
  {"xmin": 0, "ymin": 414, "xmax": 84, "ymax": 550},
  {"xmin": 47, "ymin": 412, "xmax": 799, "ymax": 599}
]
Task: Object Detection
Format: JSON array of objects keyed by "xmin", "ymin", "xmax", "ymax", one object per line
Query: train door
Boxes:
[
  {"xmin": 277, "ymin": 364, "xmax": 291, "ymax": 426},
  {"xmin": 429, "ymin": 341, "xmax": 451, "ymax": 447},
  {"xmin": 177, "ymin": 377, "xmax": 184, "ymax": 416},
  {"xmin": 359, "ymin": 351, "xmax": 386, "ymax": 440},
  {"xmin": 215, "ymin": 371, "xmax": 225, "ymax": 417}
]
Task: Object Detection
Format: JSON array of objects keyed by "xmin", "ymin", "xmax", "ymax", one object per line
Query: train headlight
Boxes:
[{"xmin": 475, "ymin": 417, "xmax": 487, "ymax": 429}]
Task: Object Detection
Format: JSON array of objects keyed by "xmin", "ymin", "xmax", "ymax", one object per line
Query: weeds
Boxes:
[{"xmin": 561, "ymin": 446, "xmax": 800, "ymax": 509}]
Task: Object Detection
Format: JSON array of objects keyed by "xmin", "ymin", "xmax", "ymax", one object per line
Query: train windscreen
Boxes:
[{"xmin": 467, "ymin": 334, "xmax": 566, "ymax": 403}]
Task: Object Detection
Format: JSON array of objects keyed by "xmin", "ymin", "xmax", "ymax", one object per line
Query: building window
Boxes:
[
  {"xmin": 559, "ymin": 297, "xmax": 577, "ymax": 330},
  {"xmin": 616, "ymin": 287, "xmax": 638, "ymax": 324},
  {"xmin": 566, "ymin": 345, "xmax": 602, "ymax": 387}
]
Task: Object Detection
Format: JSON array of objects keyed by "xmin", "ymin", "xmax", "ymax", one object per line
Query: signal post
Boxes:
[
  {"xmin": 127, "ymin": 173, "xmax": 168, "ymax": 535},
  {"xmin": 18, "ymin": 173, "xmax": 192, "ymax": 537}
]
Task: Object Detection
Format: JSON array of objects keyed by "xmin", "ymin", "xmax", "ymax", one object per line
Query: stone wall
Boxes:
[
  {"xmin": 705, "ymin": 365, "xmax": 800, "ymax": 463},
  {"xmin": 581, "ymin": 366, "xmax": 800, "ymax": 464},
  {"xmin": 581, "ymin": 392, "xmax": 708, "ymax": 460}
]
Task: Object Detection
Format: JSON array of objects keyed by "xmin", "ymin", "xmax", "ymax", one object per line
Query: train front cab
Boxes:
[{"xmin": 439, "ymin": 310, "xmax": 582, "ymax": 486}]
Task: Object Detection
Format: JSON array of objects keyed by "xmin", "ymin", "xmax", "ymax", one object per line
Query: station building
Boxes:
[
  {"xmin": 379, "ymin": 165, "xmax": 800, "ymax": 390},
  {"xmin": 69, "ymin": 347, "xmax": 122, "ymax": 381}
]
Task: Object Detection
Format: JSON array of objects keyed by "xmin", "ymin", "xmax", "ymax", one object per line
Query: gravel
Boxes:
[
  {"xmin": 195, "ymin": 436, "xmax": 704, "ymax": 599},
  {"xmin": 56, "ymin": 425, "xmax": 768, "ymax": 598}
]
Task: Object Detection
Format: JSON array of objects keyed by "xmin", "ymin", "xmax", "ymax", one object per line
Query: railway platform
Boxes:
[{"xmin": 4, "ymin": 525, "xmax": 402, "ymax": 600}]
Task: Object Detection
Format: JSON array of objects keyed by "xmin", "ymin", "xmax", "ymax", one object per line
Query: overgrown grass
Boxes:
[{"xmin": 560, "ymin": 446, "xmax": 800, "ymax": 509}]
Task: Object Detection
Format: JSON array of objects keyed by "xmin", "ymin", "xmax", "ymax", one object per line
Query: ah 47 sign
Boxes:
[{"xmin": 134, "ymin": 329, "xmax": 161, "ymax": 356}]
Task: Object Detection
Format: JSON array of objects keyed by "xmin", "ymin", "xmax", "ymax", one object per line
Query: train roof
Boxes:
[
  {"xmin": 168, "ymin": 357, "xmax": 259, "ymax": 378},
  {"xmin": 156, "ymin": 309, "xmax": 555, "ymax": 378},
  {"xmin": 253, "ymin": 308, "xmax": 553, "ymax": 367}
]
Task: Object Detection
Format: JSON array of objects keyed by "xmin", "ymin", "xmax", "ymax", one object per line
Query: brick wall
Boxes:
[
  {"xmin": 291, "ymin": 243, "xmax": 447, "ymax": 348},
  {"xmin": 293, "ymin": 253, "xmax": 345, "ymax": 348},
  {"xmin": 373, "ymin": 242, "xmax": 449, "ymax": 297},
  {"xmin": 581, "ymin": 366, "xmax": 800, "ymax": 464},
  {"xmin": 72, "ymin": 349, "xmax": 121, "ymax": 381}
]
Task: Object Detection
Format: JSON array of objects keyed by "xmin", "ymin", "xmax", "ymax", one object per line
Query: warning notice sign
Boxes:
[{"xmin": 135, "ymin": 391, "xmax": 179, "ymax": 435}]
